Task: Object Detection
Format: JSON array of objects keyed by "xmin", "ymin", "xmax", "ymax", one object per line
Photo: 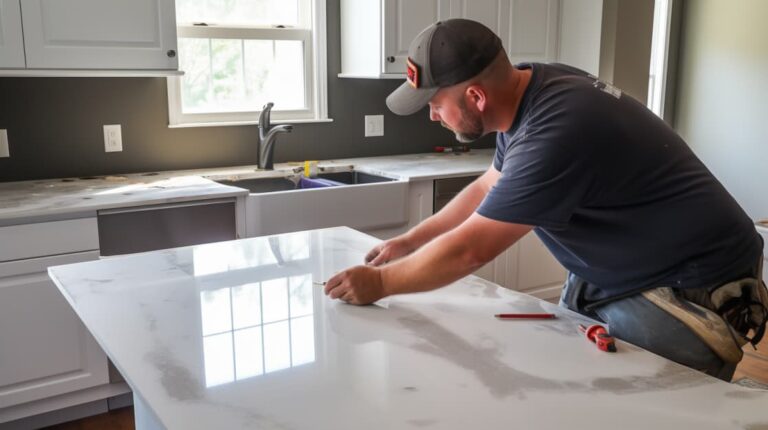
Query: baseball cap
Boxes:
[{"xmin": 386, "ymin": 19, "xmax": 503, "ymax": 116}]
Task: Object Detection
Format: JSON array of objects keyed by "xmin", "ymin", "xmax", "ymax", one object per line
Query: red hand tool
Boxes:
[{"xmin": 578, "ymin": 324, "xmax": 617, "ymax": 352}]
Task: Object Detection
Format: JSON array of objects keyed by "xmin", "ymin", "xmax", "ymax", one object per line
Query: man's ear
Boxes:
[{"xmin": 465, "ymin": 85, "xmax": 487, "ymax": 112}]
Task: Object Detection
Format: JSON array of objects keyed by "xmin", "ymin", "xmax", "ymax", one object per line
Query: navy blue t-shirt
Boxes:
[{"xmin": 476, "ymin": 63, "xmax": 762, "ymax": 299}]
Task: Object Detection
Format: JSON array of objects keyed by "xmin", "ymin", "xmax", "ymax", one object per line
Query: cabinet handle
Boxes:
[
  {"xmin": 386, "ymin": 56, "xmax": 395, "ymax": 63},
  {"xmin": 167, "ymin": 49, "xmax": 177, "ymax": 58}
]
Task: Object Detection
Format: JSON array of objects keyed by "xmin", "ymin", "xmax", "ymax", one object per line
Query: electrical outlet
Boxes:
[
  {"xmin": 0, "ymin": 129, "xmax": 8, "ymax": 158},
  {"xmin": 364, "ymin": 115, "xmax": 384, "ymax": 137},
  {"xmin": 103, "ymin": 124, "xmax": 123, "ymax": 152}
]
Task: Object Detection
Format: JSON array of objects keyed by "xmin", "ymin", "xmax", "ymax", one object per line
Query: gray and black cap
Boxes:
[{"xmin": 386, "ymin": 19, "xmax": 503, "ymax": 116}]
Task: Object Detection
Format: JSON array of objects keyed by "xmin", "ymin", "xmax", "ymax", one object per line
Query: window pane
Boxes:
[
  {"xmin": 179, "ymin": 38, "xmax": 305, "ymax": 113},
  {"xmin": 234, "ymin": 326, "xmax": 264, "ymax": 379},
  {"xmin": 261, "ymin": 278, "xmax": 289, "ymax": 323},
  {"xmin": 263, "ymin": 321, "xmax": 291, "ymax": 373},
  {"xmin": 289, "ymin": 275, "xmax": 313, "ymax": 317},
  {"xmin": 176, "ymin": 0, "xmax": 299, "ymax": 27},
  {"xmin": 232, "ymin": 283, "xmax": 261, "ymax": 330},
  {"xmin": 203, "ymin": 332, "xmax": 234, "ymax": 387},
  {"xmin": 290, "ymin": 315, "xmax": 315, "ymax": 366},
  {"xmin": 200, "ymin": 288, "xmax": 232, "ymax": 336}
]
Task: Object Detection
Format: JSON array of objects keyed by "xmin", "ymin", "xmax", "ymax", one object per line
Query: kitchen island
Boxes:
[{"xmin": 48, "ymin": 227, "xmax": 768, "ymax": 429}]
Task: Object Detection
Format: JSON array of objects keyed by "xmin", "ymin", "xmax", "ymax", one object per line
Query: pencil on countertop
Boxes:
[{"xmin": 494, "ymin": 313, "xmax": 557, "ymax": 320}]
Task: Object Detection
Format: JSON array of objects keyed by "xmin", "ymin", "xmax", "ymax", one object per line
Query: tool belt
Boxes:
[
  {"xmin": 564, "ymin": 261, "xmax": 768, "ymax": 366},
  {"xmin": 643, "ymin": 267, "xmax": 768, "ymax": 365}
]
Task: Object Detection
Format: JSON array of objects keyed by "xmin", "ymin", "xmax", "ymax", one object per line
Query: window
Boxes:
[
  {"xmin": 647, "ymin": 0, "xmax": 672, "ymax": 117},
  {"xmin": 167, "ymin": 0, "xmax": 329, "ymax": 127}
]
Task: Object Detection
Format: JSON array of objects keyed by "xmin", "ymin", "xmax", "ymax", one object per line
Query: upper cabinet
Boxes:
[
  {"xmin": 1, "ymin": 0, "xmax": 179, "ymax": 74},
  {"xmin": 340, "ymin": 0, "xmax": 601, "ymax": 79},
  {"xmin": 0, "ymin": 0, "xmax": 25, "ymax": 68},
  {"xmin": 340, "ymin": 0, "xmax": 451, "ymax": 78},
  {"xmin": 382, "ymin": 0, "xmax": 452, "ymax": 75}
]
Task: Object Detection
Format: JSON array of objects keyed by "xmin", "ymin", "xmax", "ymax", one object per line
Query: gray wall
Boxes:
[
  {"xmin": 674, "ymin": 0, "xmax": 768, "ymax": 220},
  {"xmin": 0, "ymin": 0, "xmax": 492, "ymax": 183}
]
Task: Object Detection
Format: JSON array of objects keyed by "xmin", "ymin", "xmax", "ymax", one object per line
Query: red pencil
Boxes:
[{"xmin": 494, "ymin": 313, "xmax": 557, "ymax": 320}]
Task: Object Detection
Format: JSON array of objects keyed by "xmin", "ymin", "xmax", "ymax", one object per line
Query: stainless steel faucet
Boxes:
[{"xmin": 257, "ymin": 102, "xmax": 293, "ymax": 170}]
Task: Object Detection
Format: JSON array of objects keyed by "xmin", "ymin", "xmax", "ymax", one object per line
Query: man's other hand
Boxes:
[
  {"xmin": 324, "ymin": 265, "xmax": 385, "ymax": 305},
  {"xmin": 365, "ymin": 236, "xmax": 417, "ymax": 266}
]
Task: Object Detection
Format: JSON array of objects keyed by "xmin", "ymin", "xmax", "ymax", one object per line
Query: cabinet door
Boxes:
[
  {"xmin": 20, "ymin": 0, "xmax": 178, "ymax": 70},
  {"xmin": 0, "ymin": 251, "xmax": 108, "ymax": 408},
  {"xmin": 0, "ymin": 0, "xmax": 24, "ymax": 68},
  {"xmin": 448, "ymin": 0, "xmax": 505, "ymax": 36},
  {"xmin": 383, "ymin": 0, "xmax": 451, "ymax": 74},
  {"xmin": 505, "ymin": 0, "xmax": 560, "ymax": 64},
  {"xmin": 509, "ymin": 232, "xmax": 566, "ymax": 300}
]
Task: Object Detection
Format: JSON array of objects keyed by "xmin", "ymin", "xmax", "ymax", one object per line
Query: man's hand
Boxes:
[
  {"xmin": 324, "ymin": 265, "xmax": 385, "ymax": 305},
  {"xmin": 365, "ymin": 236, "xmax": 417, "ymax": 266}
]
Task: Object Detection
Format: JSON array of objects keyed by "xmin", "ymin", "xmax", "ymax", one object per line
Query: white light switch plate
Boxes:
[
  {"xmin": 103, "ymin": 124, "xmax": 123, "ymax": 152},
  {"xmin": 365, "ymin": 115, "xmax": 384, "ymax": 137},
  {"xmin": 0, "ymin": 129, "xmax": 9, "ymax": 158}
]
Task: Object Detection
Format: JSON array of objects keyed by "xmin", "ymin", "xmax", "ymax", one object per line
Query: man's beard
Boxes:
[{"xmin": 441, "ymin": 99, "xmax": 484, "ymax": 143}]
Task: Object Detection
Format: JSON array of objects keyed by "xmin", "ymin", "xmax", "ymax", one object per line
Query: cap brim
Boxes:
[{"xmin": 386, "ymin": 82, "xmax": 439, "ymax": 116}]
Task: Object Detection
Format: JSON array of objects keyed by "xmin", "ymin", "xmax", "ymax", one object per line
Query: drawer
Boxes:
[{"xmin": 0, "ymin": 218, "xmax": 99, "ymax": 262}]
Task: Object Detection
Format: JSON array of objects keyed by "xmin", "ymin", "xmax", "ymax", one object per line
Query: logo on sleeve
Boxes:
[{"xmin": 593, "ymin": 80, "xmax": 622, "ymax": 99}]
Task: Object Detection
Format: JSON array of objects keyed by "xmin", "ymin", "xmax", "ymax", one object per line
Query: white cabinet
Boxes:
[
  {"xmin": 0, "ymin": 252, "xmax": 108, "ymax": 409},
  {"xmin": 340, "ymin": 0, "xmax": 451, "ymax": 78},
  {"xmin": 397, "ymin": 178, "xmax": 566, "ymax": 301},
  {"xmin": 0, "ymin": 0, "xmax": 24, "ymax": 68},
  {"xmin": 450, "ymin": 0, "xmax": 560, "ymax": 64},
  {"xmin": 506, "ymin": 0, "xmax": 561, "ymax": 64},
  {"xmin": 341, "ymin": 0, "xmax": 606, "ymax": 79},
  {"xmin": 473, "ymin": 228, "xmax": 566, "ymax": 301},
  {"xmin": 340, "ymin": 0, "xmax": 560, "ymax": 78},
  {"xmin": 367, "ymin": 177, "xmax": 566, "ymax": 300},
  {"xmin": 1, "ymin": 0, "xmax": 178, "ymax": 72},
  {"xmin": 0, "ymin": 217, "xmax": 108, "ymax": 412},
  {"xmin": 382, "ymin": 0, "xmax": 452, "ymax": 75}
]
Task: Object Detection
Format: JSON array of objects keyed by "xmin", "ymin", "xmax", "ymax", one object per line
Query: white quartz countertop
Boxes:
[
  {"xmin": 48, "ymin": 227, "xmax": 768, "ymax": 430},
  {"xmin": 0, "ymin": 171, "xmax": 248, "ymax": 223},
  {"xmin": 321, "ymin": 148, "xmax": 493, "ymax": 181},
  {"xmin": 0, "ymin": 150, "xmax": 493, "ymax": 224}
]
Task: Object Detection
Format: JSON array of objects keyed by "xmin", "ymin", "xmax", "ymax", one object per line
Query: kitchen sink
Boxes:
[
  {"xmin": 213, "ymin": 170, "xmax": 407, "ymax": 237},
  {"xmin": 214, "ymin": 177, "xmax": 297, "ymax": 193},
  {"xmin": 315, "ymin": 171, "xmax": 394, "ymax": 185},
  {"xmin": 213, "ymin": 172, "xmax": 394, "ymax": 193}
]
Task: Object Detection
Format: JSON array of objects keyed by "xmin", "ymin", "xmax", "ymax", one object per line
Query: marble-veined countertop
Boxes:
[
  {"xmin": 0, "ymin": 149, "xmax": 494, "ymax": 224},
  {"xmin": 48, "ymin": 226, "xmax": 768, "ymax": 430}
]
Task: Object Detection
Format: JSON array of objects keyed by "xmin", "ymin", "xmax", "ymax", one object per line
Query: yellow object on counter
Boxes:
[{"xmin": 304, "ymin": 160, "xmax": 318, "ymax": 177}]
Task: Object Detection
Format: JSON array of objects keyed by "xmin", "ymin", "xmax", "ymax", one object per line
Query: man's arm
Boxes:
[
  {"xmin": 366, "ymin": 165, "xmax": 501, "ymax": 265},
  {"xmin": 325, "ymin": 211, "xmax": 532, "ymax": 304}
]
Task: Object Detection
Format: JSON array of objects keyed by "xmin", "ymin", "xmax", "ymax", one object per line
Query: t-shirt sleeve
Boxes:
[
  {"xmin": 493, "ymin": 132, "xmax": 505, "ymax": 171},
  {"xmin": 477, "ymin": 135, "xmax": 593, "ymax": 230}
]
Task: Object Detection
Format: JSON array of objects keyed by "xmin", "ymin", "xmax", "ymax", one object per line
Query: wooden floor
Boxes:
[
  {"xmin": 43, "ymin": 407, "xmax": 133, "ymax": 430},
  {"xmin": 43, "ymin": 343, "xmax": 768, "ymax": 429},
  {"xmin": 734, "ymin": 341, "xmax": 768, "ymax": 384}
]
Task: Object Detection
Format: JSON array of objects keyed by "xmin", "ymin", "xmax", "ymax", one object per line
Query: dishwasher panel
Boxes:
[
  {"xmin": 98, "ymin": 199, "xmax": 237, "ymax": 257},
  {"xmin": 433, "ymin": 175, "xmax": 479, "ymax": 213}
]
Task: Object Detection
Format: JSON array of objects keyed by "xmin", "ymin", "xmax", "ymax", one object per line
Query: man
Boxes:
[{"xmin": 324, "ymin": 19, "xmax": 768, "ymax": 381}]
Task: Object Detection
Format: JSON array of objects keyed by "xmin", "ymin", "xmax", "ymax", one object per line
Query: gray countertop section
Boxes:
[{"xmin": 0, "ymin": 149, "xmax": 494, "ymax": 225}]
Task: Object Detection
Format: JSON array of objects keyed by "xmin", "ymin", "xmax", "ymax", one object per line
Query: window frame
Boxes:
[
  {"xmin": 167, "ymin": 0, "xmax": 329, "ymax": 128},
  {"xmin": 647, "ymin": 0, "xmax": 673, "ymax": 118}
]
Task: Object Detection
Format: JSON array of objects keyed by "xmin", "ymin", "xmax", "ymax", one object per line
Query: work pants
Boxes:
[{"xmin": 559, "ymin": 267, "xmax": 768, "ymax": 382}]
